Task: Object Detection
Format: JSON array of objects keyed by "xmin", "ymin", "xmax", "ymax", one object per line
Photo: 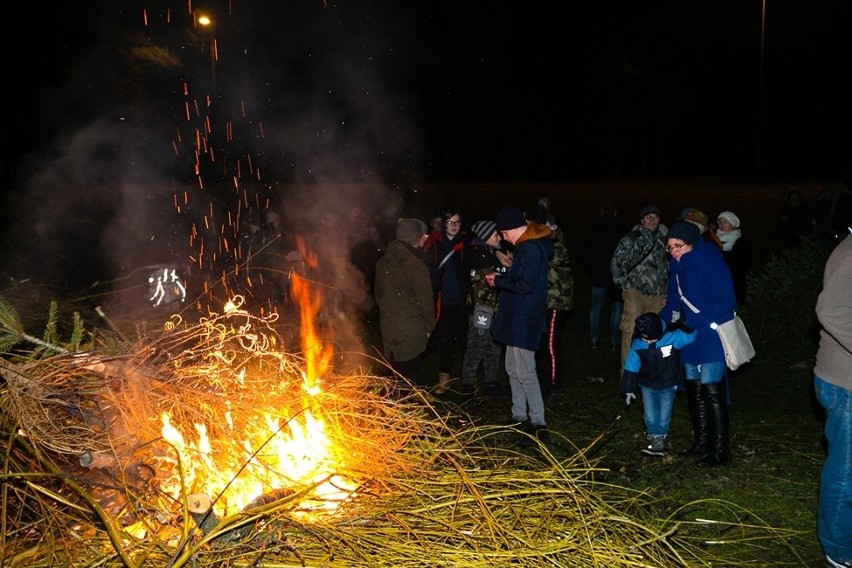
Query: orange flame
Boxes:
[
  {"xmin": 160, "ymin": 277, "xmax": 349, "ymax": 519},
  {"xmin": 290, "ymin": 272, "xmax": 331, "ymax": 392}
]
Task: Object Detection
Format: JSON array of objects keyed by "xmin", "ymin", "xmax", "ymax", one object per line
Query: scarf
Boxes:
[{"xmin": 717, "ymin": 229, "xmax": 741, "ymax": 252}]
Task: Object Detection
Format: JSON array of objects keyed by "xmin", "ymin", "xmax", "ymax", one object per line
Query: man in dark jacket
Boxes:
[
  {"xmin": 486, "ymin": 206, "xmax": 553, "ymax": 445},
  {"xmin": 375, "ymin": 218, "xmax": 435, "ymax": 384},
  {"xmin": 582, "ymin": 202, "xmax": 625, "ymax": 350}
]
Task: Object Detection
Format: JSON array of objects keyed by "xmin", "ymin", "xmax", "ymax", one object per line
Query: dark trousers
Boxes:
[
  {"xmin": 536, "ymin": 308, "xmax": 569, "ymax": 399},
  {"xmin": 390, "ymin": 352, "xmax": 425, "ymax": 384},
  {"xmin": 434, "ymin": 303, "xmax": 468, "ymax": 375}
]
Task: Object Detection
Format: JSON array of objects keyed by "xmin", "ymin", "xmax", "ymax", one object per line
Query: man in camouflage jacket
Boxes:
[
  {"xmin": 538, "ymin": 215, "xmax": 574, "ymax": 400},
  {"xmin": 610, "ymin": 204, "xmax": 669, "ymax": 368}
]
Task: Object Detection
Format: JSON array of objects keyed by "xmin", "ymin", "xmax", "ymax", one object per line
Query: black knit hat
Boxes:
[
  {"xmin": 495, "ymin": 206, "xmax": 527, "ymax": 231},
  {"xmin": 635, "ymin": 312, "xmax": 664, "ymax": 341},
  {"xmin": 667, "ymin": 221, "xmax": 700, "ymax": 246}
]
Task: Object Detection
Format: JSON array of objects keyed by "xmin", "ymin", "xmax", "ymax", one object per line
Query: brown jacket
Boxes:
[{"xmin": 375, "ymin": 240, "xmax": 436, "ymax": 362}]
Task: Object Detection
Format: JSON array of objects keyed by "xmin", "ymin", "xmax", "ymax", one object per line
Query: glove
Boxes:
[
  {"xmin": 624, "ymin": 393, "xmax": 636, "ymax": 407},
  {"xmin": 668, "ymin": 319, "xmax": 692, "ymax": 333}
]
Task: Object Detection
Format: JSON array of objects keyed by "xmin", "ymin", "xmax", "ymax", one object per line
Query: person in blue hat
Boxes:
[{"xmin": 621, "ymin": 312, "xmax": 696, "ymax": 456}]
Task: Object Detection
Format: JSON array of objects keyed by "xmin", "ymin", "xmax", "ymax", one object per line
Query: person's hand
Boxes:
[
  {"xmin": 624, "ymin": 393, "xmax": 636, "ymax": 406},
  {"xmin": 495, "ymin": 250, "xmax": 513, "ymax": 268}
]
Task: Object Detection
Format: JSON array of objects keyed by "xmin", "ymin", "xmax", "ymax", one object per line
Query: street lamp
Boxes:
[{"xmin": 195, "ymin": 12, "xmax": 216, "ymax": 93}]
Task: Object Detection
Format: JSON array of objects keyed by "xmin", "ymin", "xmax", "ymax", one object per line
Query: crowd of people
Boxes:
[
  {"xmin": 372, "ymin": 194, "xmax": 852, "ymax": 564},
  {"xmin": 373, "ymin": 197, "xmax": 765, "ymax": 454}
]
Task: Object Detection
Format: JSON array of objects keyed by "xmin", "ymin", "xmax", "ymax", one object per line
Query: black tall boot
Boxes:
[
  {"xmin": 697, "ymin": 381, "xmax": 732, "ymax": 467},
  {"xmin": 679, "ymin": 380, "xmax": 708, "ymax": 458}
]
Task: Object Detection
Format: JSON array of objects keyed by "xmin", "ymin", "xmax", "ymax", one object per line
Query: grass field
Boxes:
[{"xmin": 404, "ymin": 176, "xmax": 835, "ymax": 566}]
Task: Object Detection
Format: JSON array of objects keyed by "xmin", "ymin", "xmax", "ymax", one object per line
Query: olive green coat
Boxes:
[{"xmin": 375, "ymin": 240, "xmax": 436, "ymax": 362}]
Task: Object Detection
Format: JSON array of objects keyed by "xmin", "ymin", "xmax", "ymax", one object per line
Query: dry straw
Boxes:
[{"xmin": 0, "ymin": 296, "xmax": 802, "ymax": 567}]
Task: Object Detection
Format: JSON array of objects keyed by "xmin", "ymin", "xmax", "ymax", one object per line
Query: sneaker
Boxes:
[
  {"xmin": 641, "ymin": 435, "xmax": 666, "ymax": 457},
  {"xmin": 459, "ymin": 383, "xmax": 476, "ymax": 397},
  {"xmin": 826, "ymin": 555, "xmax": 852, "ymax": 568}
]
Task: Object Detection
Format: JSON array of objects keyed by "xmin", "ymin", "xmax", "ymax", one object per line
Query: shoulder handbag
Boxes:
[
  {"xmin": 676, "ymin": 275, "xmax": 755, "ymax": 371},
  {"xmin": 711, "ymin": 315, "xmax": 756, "ymax": 371},
  {"xmin": 472, "ymin": 304, "xmax": 494, "ymax": 333}
]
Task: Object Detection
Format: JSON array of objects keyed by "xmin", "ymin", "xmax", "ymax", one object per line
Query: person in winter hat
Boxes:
[
  {"xmin": 525, "ymin": 203, "xmax": 574, "ymax": 401},
  {"xmin": 611, "ymin": 203, "xmax": 669, "ymax": 368},
  {"xmin": 621, "ymin": 312, "xmax": 696, "ymax": 456},
  {"xmin": 486, "ymin": 205, "xmax": 554, "ymax": 447},
  {"xmin": 374, "ymin": 218, "xmax": 435, "ymax": 385},
  {"xmin": 715, "ymin": 210, "xmax": 752, "ymax": 309},
  {"xmin": 460, "ymin": 220, "xmax": 509, "ymax": 398},
  {"xmin": 659, "ymin": 220, "xmax": 737, "ymax": 468}
]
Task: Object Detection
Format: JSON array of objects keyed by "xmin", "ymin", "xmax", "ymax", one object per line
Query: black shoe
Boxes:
[
  {"xmin": 483, "ymin": 383, "xmax": 504, "ymax": 397},
  {"xmin": 591, "ymin": 341, "xmax": 600, "ymax": 350},
  {"xmin": 516, "ymin": 424, "xmax": 549, "ymax": 447},
  {"xmin": 459, "ymin": 383, "xmax": 476, "ymax": 397}
]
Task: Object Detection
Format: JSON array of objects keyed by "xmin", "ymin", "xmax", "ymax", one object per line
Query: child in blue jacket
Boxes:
[{"xmin": 621, "ymin": 312, "xmax": 696, "ymax": 456}]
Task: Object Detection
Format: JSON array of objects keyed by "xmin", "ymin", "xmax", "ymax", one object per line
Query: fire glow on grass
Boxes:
[{"xmin": 158, "ymin": 274, "xmax": 353, "ymax": 519}]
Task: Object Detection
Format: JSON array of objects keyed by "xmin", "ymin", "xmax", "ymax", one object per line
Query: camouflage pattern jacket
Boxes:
[
  {"xmin": 546, "ymin": 227, "xmax": 574, "ymax": 311},
  {"xmin": 610, "ymin": 226, "xmax": 668, "ymax": 296},
  {"xmin": 467, "ymin": 240, "xmax": 505, "ymax": 310}
]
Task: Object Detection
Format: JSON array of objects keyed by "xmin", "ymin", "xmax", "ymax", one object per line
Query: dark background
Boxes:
[
  {"xmin": 4, "ymin": 1, "xmax": 851, "ymax": 188},
  {"xmin": 0, "ymin": 1, "xmax": 850, "ymax": 298}
]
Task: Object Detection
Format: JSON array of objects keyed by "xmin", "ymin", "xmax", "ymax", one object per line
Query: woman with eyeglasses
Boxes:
[
  {"xmin": 659, "ymin": 221, "xmax": 737, "ymax": 468},
  {"xmin": 422, "ymin": 208, "xmax": 471, "ymax": 394}
]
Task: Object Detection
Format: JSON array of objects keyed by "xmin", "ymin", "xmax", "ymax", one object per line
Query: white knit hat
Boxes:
[{"xmin": 717, "ymin": 211, "xmax": 740, "ymax": 229}]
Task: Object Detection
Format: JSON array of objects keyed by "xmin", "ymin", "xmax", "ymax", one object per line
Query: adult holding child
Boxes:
[{"xmin": 659, "ymin": 221, "xmax": 737, "ymax": 467}]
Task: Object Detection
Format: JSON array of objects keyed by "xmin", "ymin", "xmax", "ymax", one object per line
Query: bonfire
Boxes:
[{"xmin": 0, "ymin": 275, "xmax": 796, "ymax": 567}]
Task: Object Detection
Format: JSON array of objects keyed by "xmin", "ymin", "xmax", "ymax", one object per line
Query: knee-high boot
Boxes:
[
  {"xmin": 697, "ymin": 381, "xmax": 732, "ymax": 467},
  {"xmin": 679, "ymin": 379, "xmax": 708, "ymax": 458}
]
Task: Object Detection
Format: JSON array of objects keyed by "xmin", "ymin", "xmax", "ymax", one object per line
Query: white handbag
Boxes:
[
  {"xmin": 711, "ymin": 316, "xmax": 756, "ymax": 371},
  {"xmin": 676, "ymin": 275, "xmax": 755, "ymax": 371}
]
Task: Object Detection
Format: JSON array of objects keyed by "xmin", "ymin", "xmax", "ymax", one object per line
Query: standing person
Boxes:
[
  {"xmin": 423, "ymin": 208, "xmax": 470, "ymax": 394},
  {"xmin": 460, "ymin": 220, "xmax": 508, "ymax": 398},
  {"xmin": 526, "ymin": 203, "xmax": 574, "ymax": 400},
  {"xmin": 621, "ymin": 312, "xmax": 696, "ymax": 456},
  {"xmin": 714, "ymin": 210, "xmax": 752, "ymax": 310},
  {"xmin": 374, "ymin": 218, "xmax": 435, "ymax": 384},
  {"xmin": 611, "ymin": 204, "xmax": 669, "ymax": 369},
  {"xmin": 582, "ymin": 201, "xmax": 625, "ymax": 351},
  {"xmin": 680, "ymin": 208, "xmax": 723, "ymax": 249},
  {"xmin": 778, "ymin": 188, "xmax": 813, "ymax": 247},
  {"xmin": 485, "ymin": 206, "xmax": 553, "ymax": 446},
  {"xmin": 814, "ymin": 232, "xmax": 852, "ymax": 568},
  {"xmin": 659, "ymin": 221, "xmax": 737, "ymax": 468}
]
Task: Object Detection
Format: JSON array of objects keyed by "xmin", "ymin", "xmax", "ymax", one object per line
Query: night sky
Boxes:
[
  {"xmin": 1, "ymin": 1, "xmax": 850, "ymax": 295},
  {"xmin": 5, "ymin": 1, "xmax": 852, "ymax": 188}
]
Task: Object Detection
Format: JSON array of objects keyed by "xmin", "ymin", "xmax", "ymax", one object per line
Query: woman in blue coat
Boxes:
[{"xmin": 659, "ymin": 221, "xmax": 737, "ymax": 467}]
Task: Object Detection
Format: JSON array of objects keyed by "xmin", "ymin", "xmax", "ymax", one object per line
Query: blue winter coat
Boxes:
[
  {"xmin": 491, "ymin": 225, "xmax": 554, "ymax": 351},
  {"xmin": 659, "ymin": 239, "xmax": 736, "ymax": 366}
]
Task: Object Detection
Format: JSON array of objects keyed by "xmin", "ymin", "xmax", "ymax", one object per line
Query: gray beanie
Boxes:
[
  {"xmin": 396, "ymin": 218, "xmax": 427, "ymax": 246},
  {"xmin": 471, "ymin": 220, "xmax": 497, "ymax": 241}
]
